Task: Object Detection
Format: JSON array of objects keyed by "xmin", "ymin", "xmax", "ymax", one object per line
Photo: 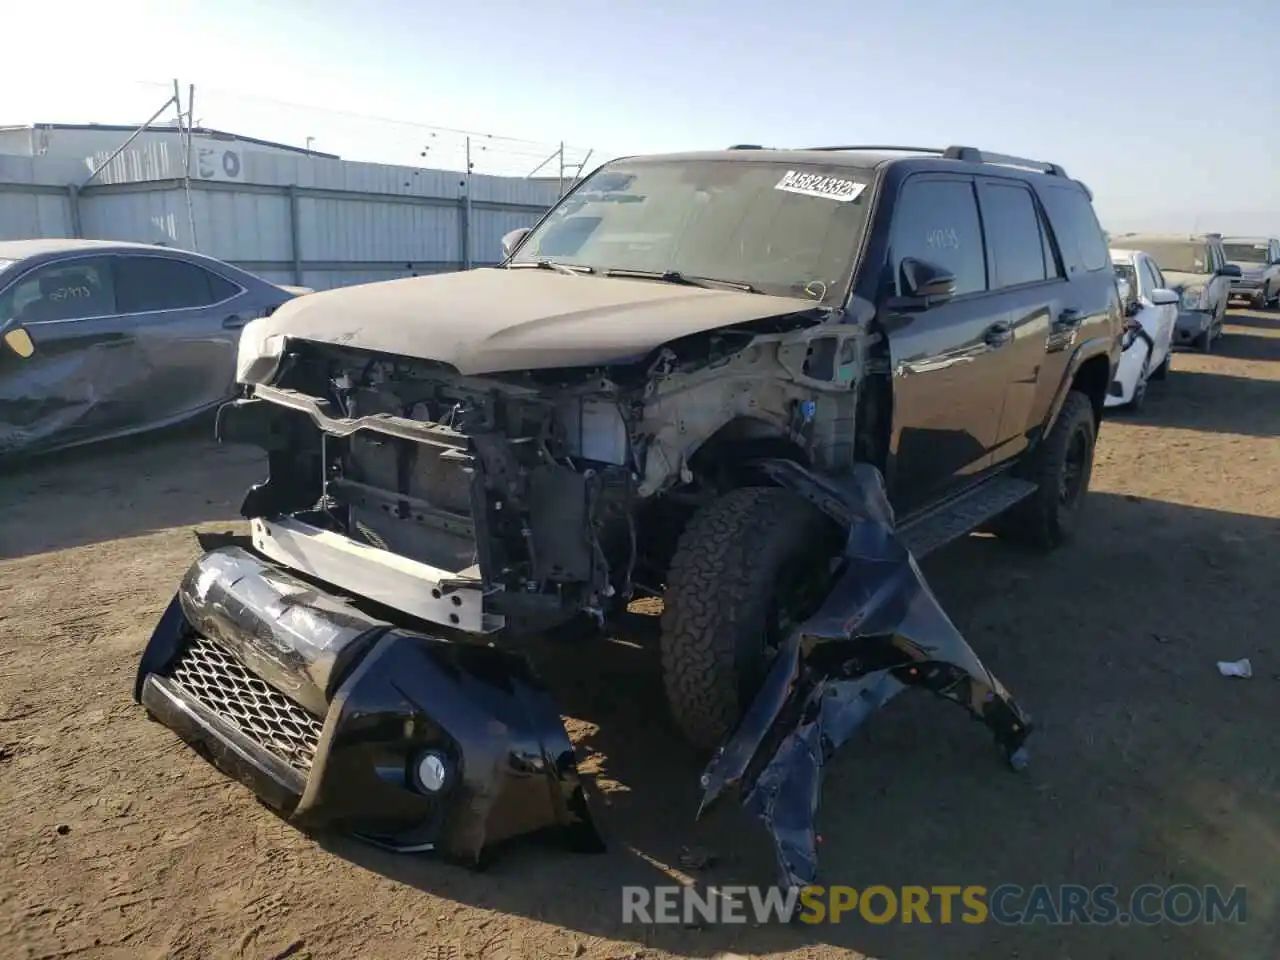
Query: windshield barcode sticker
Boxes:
[{"xmin": 775, "ymin": 170, "xmax": 867, "ymax": 202}]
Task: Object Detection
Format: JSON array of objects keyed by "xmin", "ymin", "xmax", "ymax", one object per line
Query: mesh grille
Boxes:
[{"xmin": 167, "ymin": 635, "xmax": 324, "ymax": 772}]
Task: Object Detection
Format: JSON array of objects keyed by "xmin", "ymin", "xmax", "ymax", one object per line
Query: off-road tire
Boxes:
[
  {"xmin": 659, "ymin": 486, "xmax": 835, "ymax": 751},
  {"xmin": 996, "ymin": 390, "xmax": 1096, "ymax": 551}
]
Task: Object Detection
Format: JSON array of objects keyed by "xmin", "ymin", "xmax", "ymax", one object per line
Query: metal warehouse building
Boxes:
[{"xmin": 0, "ymin": 122, "xmax": 569, "ymax": 291}]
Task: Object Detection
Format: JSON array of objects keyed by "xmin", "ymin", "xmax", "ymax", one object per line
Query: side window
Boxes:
[
  {"xmin": 115, "ymin": 257, "xmax": 235, "ymax": 314},
  {"xmin": 891, "ymin": 177, "xmax": 987, "ymax": 297},
  {"xmin": 1037, "ymin": 185, "xmax": 1109, "ymax": 274},
  {"xmin": 0, "ymin": 257, "xmax": 116, "ymax": 324},
  {"xmin": 980, "ymin": 182, "xmax": 1049, "ymax": 288}
]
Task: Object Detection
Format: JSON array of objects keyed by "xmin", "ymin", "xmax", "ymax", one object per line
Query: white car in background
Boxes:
[
  {"xmin": 1108, "ymin": 248, "xmax": 1180, "ymax": 410},
  {"xmin": 1109, "ymin": 232, "xmax": 1240, "ymax": 351}
]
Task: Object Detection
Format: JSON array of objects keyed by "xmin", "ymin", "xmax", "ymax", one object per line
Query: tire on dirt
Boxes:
[
  {"xmin": 996, "ymin": 390, "xmax": 1097, "ymax": 551},
  {"xmin": 659, "ymin": 486, "xmax": 836, "ymax": 751}
]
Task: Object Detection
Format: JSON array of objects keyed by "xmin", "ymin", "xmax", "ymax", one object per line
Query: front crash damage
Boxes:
[
  {"xmin": 133, "ymin": 457, "xmax": 1032, "ymax": 886},
  {"xmin": 698, "ymin": 460, "xmax": 1033, "ymax": 893}
]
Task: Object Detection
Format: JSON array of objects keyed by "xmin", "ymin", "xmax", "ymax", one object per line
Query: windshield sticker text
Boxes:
[{"xmin": 775, "ymin": 170, "xmax": 867, "ymax": 203}]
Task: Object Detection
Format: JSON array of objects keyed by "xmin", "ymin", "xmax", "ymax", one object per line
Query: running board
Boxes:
[{"xmin": 896, "ymin": 476, "xmax": 1038, "ymax": 559}]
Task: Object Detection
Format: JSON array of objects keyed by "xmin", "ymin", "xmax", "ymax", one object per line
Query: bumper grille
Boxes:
[{"xmin": 167, "ymin": 636, "xmax": 324, "ymax": 772}]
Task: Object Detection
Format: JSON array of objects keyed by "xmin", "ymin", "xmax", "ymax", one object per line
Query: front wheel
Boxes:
[
  {"xmin": 659, "ymin": 486, "xmax": 838, "ymax": 751},
  {"xmin": 995, "ymin": 390, "xmax": 1097, "ymax": 551}
]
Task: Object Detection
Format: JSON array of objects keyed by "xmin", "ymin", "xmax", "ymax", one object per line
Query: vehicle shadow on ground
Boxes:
[
  {"xmin": 1123, "ymin": 368, "xmax": 1280, "ymax": 438},
  {"xmin": 1223, "ymin": 309, "xmax": 1279, "ymax": 331},
  {"xmin": 320, "ymin": 492, "xmax": 1280, "ymax": 960},
  {"xmin": 1205, "ymin": 327, "xmax": 1280, "ymax": 363},
  {"xmin": 0, "ymin": 416, "xmax": 265, "ymax": 559}
]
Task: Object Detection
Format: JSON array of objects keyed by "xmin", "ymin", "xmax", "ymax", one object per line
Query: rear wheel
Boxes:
[
  {"xmin": 659, "ymin": 487, "xmax": 838, "ymax": 750},
  {"xmin": 995, "ymin": 390, "xmax": 1096, "ymax": 551}
]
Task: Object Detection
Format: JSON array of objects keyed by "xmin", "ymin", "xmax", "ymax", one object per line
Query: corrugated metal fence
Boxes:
[{"xmin": 0, "ymin": 146, "xmax": 569, "ymax": 290}]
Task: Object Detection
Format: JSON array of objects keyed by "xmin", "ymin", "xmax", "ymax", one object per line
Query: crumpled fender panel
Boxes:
[
  {"xmin": 133, "ymin": 546, "xmax": 603, "ymax": 865},
  {"xmin": 699, "ymin": 461, "xmax": 1033, "ymax": 892}
]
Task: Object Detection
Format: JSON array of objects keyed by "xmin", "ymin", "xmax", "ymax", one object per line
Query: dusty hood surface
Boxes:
[
  {"xmin": 1160, "ymin": 269, "xmax": 1212, "ymax": 290},
  {"xmin": 248, "ymin": 267, "xmax": 822, "ymax": 374}
]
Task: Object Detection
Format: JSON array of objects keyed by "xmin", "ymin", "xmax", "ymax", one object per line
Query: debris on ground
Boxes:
[{"xmin": 1216, "ymin": 658, "xmax": 1253, "ymax": 678}]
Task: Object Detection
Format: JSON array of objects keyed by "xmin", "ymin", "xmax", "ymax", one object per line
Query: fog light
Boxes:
[{"xmin": 412, "ymin": 750, "xmax": 449, "ymax": 793}]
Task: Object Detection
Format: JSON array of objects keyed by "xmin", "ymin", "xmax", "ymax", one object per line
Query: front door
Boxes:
[
  {"xmin": 0, "ymin": 254, "xmax": 136, "ymax": 450},
  {"xmin": 883, "ymin": 174, "xmax": 1010, "ymax": 515}
]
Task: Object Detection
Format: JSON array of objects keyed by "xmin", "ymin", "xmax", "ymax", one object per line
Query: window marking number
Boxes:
[{"xmin": 926, "ymin": 227, "xmax": 960, "ymax": 251}]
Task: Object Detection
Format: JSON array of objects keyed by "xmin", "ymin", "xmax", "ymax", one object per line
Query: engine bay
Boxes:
[{"xmin": 222, "ymin": 340, "xmax": 645, "ymax": 633}]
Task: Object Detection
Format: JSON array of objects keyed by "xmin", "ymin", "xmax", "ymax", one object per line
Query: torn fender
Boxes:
[{"xmin": 699, "ymin": 461, "xmax": 1033, "ymax": 891}]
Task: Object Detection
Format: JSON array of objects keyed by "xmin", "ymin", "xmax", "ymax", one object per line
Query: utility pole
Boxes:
[{"xmin": 464, "ymin": 136, "xmax": 473, "ymax": 270}]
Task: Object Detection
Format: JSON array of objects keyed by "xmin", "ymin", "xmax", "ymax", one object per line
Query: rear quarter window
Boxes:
[{"xmin": 1037, "ymin": 184, "xmax": 1109, "ymax": 275}]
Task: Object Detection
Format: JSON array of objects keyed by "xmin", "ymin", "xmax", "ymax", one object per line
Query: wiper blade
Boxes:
[
  {"xmin": 508, "ymin": 260, "xmax": 594, "ymax": 276},
  {"xmin": 603, "ymin": 268, "xmax": 756, "ymax": 292}
]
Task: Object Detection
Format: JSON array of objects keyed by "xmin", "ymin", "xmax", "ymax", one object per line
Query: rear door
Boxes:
[
  {"xmin": 112, "ymin": 254, "xmax": 249, "ymax": 425},
  {"xmin": 975, "ymin": 176, "xmax": 1067, "ymax": 464},
  {"xmin": 882, "ymin": 173, "xmax": 1009, "ymax": 514}
]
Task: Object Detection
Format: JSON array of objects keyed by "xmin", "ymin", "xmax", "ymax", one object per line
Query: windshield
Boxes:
[
  {"xmin": 1222, "ymin": 242, "xmax": 1269, "ymax": 264},
  {"xmin": 1140, "ymin": 242, "xmax": 1209, "ymax": 275},
  {"xmin": 510, "ymin": 159, "xmax": 874, "ymax": 303}
]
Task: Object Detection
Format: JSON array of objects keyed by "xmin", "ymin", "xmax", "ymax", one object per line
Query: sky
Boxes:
[{"xmin": 5, "ymin": 0, "xmax": 1277, "ymax": 234}]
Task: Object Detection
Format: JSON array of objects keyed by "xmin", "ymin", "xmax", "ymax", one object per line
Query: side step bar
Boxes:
[{"xmin": 896, "ymin": 476, "xmax": 1038, "ymax": 559}]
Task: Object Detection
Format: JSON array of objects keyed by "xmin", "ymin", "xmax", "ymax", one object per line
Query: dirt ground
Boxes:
[{"xmin": 2, "ymin": 307, "xmax": 1278, "ymax": 960}]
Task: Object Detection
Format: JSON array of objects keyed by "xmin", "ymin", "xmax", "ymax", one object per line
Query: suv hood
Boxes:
[
  {"xmin": 248, "ymin": 267, "xmax": 823, "ymax": 375},
  {"xmin": 1160, "ymin": 269, "xmax": 1211, "ymax": 289}
]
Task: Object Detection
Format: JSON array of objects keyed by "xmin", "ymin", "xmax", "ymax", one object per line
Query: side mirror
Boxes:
[
  {"xmin": 899, "ymin": 257, "xmax": 957, "ymax": 304},
  {"xmin": 1218, "ymin": 263, "xmax": 1242, "ymax": 278},
  {"xmin": 2, "ymin": 326, "xmax": 34, "ymax": 359},
  {"xmin": 1149, "ymin": 288, "xmax": 1180, "ymax": 306},
  {"xmin": 501, "ymin": 227, "xmax": 532, "ymax": 260}
]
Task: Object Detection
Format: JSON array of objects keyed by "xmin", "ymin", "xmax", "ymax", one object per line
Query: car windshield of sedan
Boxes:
[
  {"xmin": 509, "ymin": 159, "xmax": 874, "ymax": 303},
  {"xmin": 1140, "ymin": 242, "xmax": 1210, "ymax": 274},
  {"xmin": 1222, "ymin": 242, "xmax": 1269, "ymax": 263}
]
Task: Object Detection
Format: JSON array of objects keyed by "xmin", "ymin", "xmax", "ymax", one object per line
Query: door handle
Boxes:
[
  {"xmin": 984, "ymin": 321, "xmax": 1013, "ymax": 347},
  {"xmin": 222, "ymin": 315, "xmax": 248, "ymax": 330},
  {"xmin": 1055, "ymin": 308, "xmax": 1083, "ymax": 329}
]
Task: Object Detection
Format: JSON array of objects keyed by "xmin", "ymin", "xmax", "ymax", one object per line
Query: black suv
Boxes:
[{"xmin": 136, "ymin": 143, "xmax": 1122, "ymax": 778}]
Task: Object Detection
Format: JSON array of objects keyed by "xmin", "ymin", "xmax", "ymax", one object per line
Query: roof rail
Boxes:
[
  {"xmin": 942, "ymin": 145, "xmax": 1067, "ymax": 177},
  {"xmin": 804, "ymin": 145, "xmax": 947, "ymax": 155},
  {"xmin": 800, "ymin": 143, "xmax": 1068, "ymax": 178},
  {"xmin": 727, "ymin": 144, "xmax": 765, "ymax": 149}
]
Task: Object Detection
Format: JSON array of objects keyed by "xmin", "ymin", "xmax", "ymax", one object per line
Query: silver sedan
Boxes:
[{"xmin": 0, "ymin": 238, "xmax": 307, "ymax": 457}]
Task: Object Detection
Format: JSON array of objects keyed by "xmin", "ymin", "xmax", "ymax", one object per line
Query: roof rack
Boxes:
[
  {"xmin": 800, "ymin": 144, "xmax": 1068, "ymax": 178},
  {"xmin": 727, "ymin": 144, "xmax": 766, "ymax": 149}
]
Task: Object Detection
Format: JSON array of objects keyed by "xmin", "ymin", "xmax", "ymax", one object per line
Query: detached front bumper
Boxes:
[{"xmin": 134, "ymin": 546, "xmax": 603, "ymax": 863}]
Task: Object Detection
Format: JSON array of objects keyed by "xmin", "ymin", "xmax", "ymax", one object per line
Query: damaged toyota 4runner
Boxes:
[{"xmin": 134, "ymin": 145, "xmax": 1121, "ymax": 889}]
